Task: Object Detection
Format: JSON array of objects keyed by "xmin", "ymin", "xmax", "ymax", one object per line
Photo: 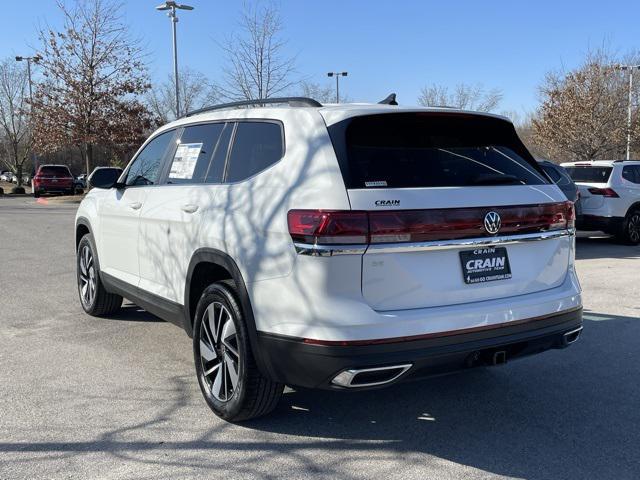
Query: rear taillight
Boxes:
[
  {"xmin": 551, "ymin": 201, "xmax": 575, "ymax": 230},
  {"xmin": 288, "ymin": 202, "xmax": 575, "ymax": 246},
  {"xmin": 287, "ymin": 210, "xmax": 369, "ymax": 244},
  {"xmin": 587, "ymin": 187, "xmax": 619, "ymax": 198},
  {"xmin": 368, "ymin": 210, "xmax": 480, "ymax": 243},
  {"xmin": 33, "ymin": 176, "xmax": 41, "ymax": 185}
]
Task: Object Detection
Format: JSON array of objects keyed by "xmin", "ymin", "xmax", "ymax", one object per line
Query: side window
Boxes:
[
  {"xmin": 541, "ymin": 164, "xmax": 562, "ymax": 183},
  {"xmin": 555, "ymin": 169, "xmax": 572, "ymax": 187},
  {"xmin": 224, "ymin": 122, "xmax": 284, "ymax": 183},
  {"xmin": 206, "ymin": 123, "xmax": 233, "ymax": 183},
  {"xmin": 623, "ymin": 166, "xmax": 640, "ymax": 184},
  {"xmin": 167, "ymin": 123, "xmax": 225, "ymax": 184},
  {"xmin": 125, "ymin": 131, "xmax": 174, "ymax": 186}
]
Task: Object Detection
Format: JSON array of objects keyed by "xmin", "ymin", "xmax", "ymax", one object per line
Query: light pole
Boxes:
[
  {"xmin": 156, "ymin": 1, "xmax": 194, "ymax": 118},
  {"xmin": 15, "ymin": 55, "xmax": 42, "ymax": 176},
  {"xmin": 15, "ymin": 55, "xmax": 41, "ymax": 102},
  {"xmin": 327, "ymin": 71, "xmax": 348, "ymax": 103},
  {"xmin": 615, "ymin": 64, "xmax": 640, "ymax": 160}
]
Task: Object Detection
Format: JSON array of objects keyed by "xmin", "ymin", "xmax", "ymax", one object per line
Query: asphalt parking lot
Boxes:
[{"xmin": 1, "ymin": 196, "xmax": 639, "ymax": 480}]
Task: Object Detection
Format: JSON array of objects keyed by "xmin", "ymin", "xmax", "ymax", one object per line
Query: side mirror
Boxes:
[{"xmin": 88, "ymin": 168, "xmax": 123, "ymax": 189}]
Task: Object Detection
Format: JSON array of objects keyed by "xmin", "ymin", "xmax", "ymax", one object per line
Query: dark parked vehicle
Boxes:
[
  {"xmin": 538, "ymin": 160, "xmax": 582, "ymax": 220},
  {"xmin": 32, "ymin": 165, "xmax": 74, "ymax": 197}
]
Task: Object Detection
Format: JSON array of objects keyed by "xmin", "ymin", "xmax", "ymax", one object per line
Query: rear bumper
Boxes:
[
  {"xmin": 35, "ymin": 185, "xmax": 73, "ymax": 193},
  {"xmin": 577, "ymin": 214, "xmax": 623, "ymax": 232},
  {"xmin": 257, "ymin": 307, "xmax": 583, "ymax": 389}
]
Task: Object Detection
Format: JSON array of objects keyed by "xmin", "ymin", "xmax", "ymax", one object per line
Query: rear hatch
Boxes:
[
  {"xmin": 325, "ymin": 112, "xmax": 574, "ymax": 311},
  {"xmin": 37, "ymin": 166, "xmax": 73, "ymax": 188},
  {"xmin": 563, "ymin": 165, "xmax": 614, "ymax": 210}
]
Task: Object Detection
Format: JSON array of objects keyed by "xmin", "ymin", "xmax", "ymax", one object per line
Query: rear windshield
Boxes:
[
  {"xmin": 564, "ymin": 166, "xmax": 612, "ymax": 183},
  {"xmin": 39, "ymin": 166, "xmax": 71, "ymax": 177},
  {"xmin": 327, "ymin": 113, "xmax": 547, "ymax": 189}
]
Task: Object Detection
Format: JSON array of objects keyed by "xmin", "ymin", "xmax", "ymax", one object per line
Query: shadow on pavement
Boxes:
[
  {"xmin": 1, "ymin": 312, "xmax": 638, "ymax": 479},
  {"xmin": 576, "ymin": 234, "xmax": 640, "ymax": 260},
  {"xmin": 106, "ymin": 303, "xmax": 164, "ymax": 322},
  {"xmin": 242, "ymin": 311, "xmax": 640, "ymax": 478}
]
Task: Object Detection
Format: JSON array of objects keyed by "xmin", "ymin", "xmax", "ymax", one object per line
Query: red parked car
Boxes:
[{"xmin": 32, "ymin": 165, "xmax": 75, "ymax": 198}]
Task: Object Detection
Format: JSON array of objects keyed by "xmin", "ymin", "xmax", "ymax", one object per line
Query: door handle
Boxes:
[
  {"xmin": 181, "ymin": 204, "xmax": 199, "ymax": 214},
  {"xmin": 128, "ymin": 202, "xmax": 142, "ymax": 210}
]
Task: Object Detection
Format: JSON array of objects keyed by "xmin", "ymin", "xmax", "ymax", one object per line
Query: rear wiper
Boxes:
[{"xmin": 468, "ymin": 174, "xmax": 524, "ymax": 186}]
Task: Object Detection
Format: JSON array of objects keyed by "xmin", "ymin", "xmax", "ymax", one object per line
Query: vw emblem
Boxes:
[{"xmin": 484, "ymin": 211, "xmax": 501, "ymax": 235}]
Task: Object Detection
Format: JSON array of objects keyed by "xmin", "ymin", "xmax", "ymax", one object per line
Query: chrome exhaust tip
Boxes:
[
  {"xmin": 331, "ymin": 364, "xmax": 413, "ymax": 388},
  {"xmin": 563, "ymin": 326, "xmax": 583, "ymax": 346}
]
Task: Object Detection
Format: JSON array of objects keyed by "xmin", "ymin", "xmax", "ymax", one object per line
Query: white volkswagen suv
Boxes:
[
  {"xmin": 75, "ymin": 97, "xmax": 583, "ymax": 421},
  {"xmin": 562, "ymin": 160, "xmax": 640, "ymax": 244}
]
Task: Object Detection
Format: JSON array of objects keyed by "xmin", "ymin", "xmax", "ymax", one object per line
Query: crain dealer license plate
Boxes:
[{"xmin": 459, "ymin": 247, "xmax": 512, "ymax": 284}]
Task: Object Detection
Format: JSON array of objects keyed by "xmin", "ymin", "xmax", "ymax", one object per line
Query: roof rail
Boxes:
[{"xmin": 181, "ymin": 97, "xmax": 322, "ymax": 118}]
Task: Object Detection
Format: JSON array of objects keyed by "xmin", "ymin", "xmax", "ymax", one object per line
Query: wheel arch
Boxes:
[
  {"xmin": 75, "ymin": 217, "xmax": 93, "ymax": 251},
  {"xmin": 625, "ymin": 202, "xmax": 640, "ymax": 217},
  {"xmin": 185, "ymin": 248, "xmax": 270, "ymax": 377}
]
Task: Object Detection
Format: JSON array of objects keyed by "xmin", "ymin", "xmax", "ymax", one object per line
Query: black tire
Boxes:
[
  {"xmin": 193, "ymin": 282, "xmax": 283, "ymax": 422},
  {"xmin": 616, "ymin": 210, "xmax": 640, "ymax": 245},
  {"xmin": 76, "ymin": 233, "xmax": 123, "ymax": 316}
]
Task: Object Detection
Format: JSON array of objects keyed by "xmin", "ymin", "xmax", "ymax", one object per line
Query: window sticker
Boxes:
[{"xmin": 169, "ymin": 142, "xmax": 203, "ymax": 179}]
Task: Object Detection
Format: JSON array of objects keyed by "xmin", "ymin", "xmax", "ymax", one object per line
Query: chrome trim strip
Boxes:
[
  {"xmin": 331, "ymin": 364, "xmax": 413, "ymax": 388},
  {"xmin": 294, "ymin": 229, "xmax": 574, "ymax": 256},
  {"xmin": 294, "ymin": 243, "xmax": 367, "ymax": 256},
  {"xmin": 366, "ymin": 229, "xmax": 575, "ymax": 254}
]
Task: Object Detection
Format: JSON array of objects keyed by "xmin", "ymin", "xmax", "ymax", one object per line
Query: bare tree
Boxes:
[
  {"xmin": 418, "ymin": 83, "xmax": 503, "ymax": 112},
  {"xmin": 31, "ymin": 0, "xmax": 152, "ymax": 175},
  {"xmin": 0, "ymin": 58, "xmax": 32, "ymax": 189},
  {"xmin": 146, "ymin": 67, "xmax": 220, "ymax": 125},
  {"xmin": 218, "ymin": 3, "xmax": 297, "ymax": 101},
  {"xmin": 532, "ymin": 49, "xmax": 638, "ymax": 161},
  {"xmin": 298, "ymin": 80, "xmax": 350, "ymax": 104},
  {"xmin": 500, "ymin": 110, "xmax": 550, "ymax": 160},
  {"xmin": 299, "ymin": 81, "xmax": 333, "ymax": 103}
]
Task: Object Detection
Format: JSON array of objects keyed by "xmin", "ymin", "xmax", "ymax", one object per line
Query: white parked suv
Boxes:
[
  {"xmin": 561, "ymin": 160, "xmax": 640, "ymax": 244},
  {"xmin": 75, "ymin": 97, "xmax": 583, "ymax": 421}
]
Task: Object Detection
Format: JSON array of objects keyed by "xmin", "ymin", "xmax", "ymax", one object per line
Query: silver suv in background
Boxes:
[{"xmin": 562, "ymin": 160, "xmax": 640, "ymax": 244}]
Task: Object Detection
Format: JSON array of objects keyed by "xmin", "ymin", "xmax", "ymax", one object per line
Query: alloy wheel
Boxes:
[
  {"xmin": 199, "ymin": 302, "xmax": 241, "ymax": 402},
  {"xmin": 79, "ymin": 245, "xmax": 96, "ymax": 307},
  {"xmin": 629, "ymin": 213, "xmax": 640, "ymax": 243}
]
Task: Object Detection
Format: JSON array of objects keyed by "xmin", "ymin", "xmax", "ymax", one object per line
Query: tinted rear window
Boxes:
[
  {"xmin": 564, "ymin": 167, "xmax": 612, "ymax": 183},
  {"xmin": 225, "ymin": 122, "xmax": 284, "ymax": 183},
  {"xmin": 40, "ymin": 166, "xmax": 71, "ymax": 177},
  {"xmin": 328, "ymin": 113, "xmax": 547, "ymax": 189}
]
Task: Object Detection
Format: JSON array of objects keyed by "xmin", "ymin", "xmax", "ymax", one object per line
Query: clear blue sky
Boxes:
[{"xmin": 3, "ymin": 0, "xmax": 639, "ymax": 116}]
